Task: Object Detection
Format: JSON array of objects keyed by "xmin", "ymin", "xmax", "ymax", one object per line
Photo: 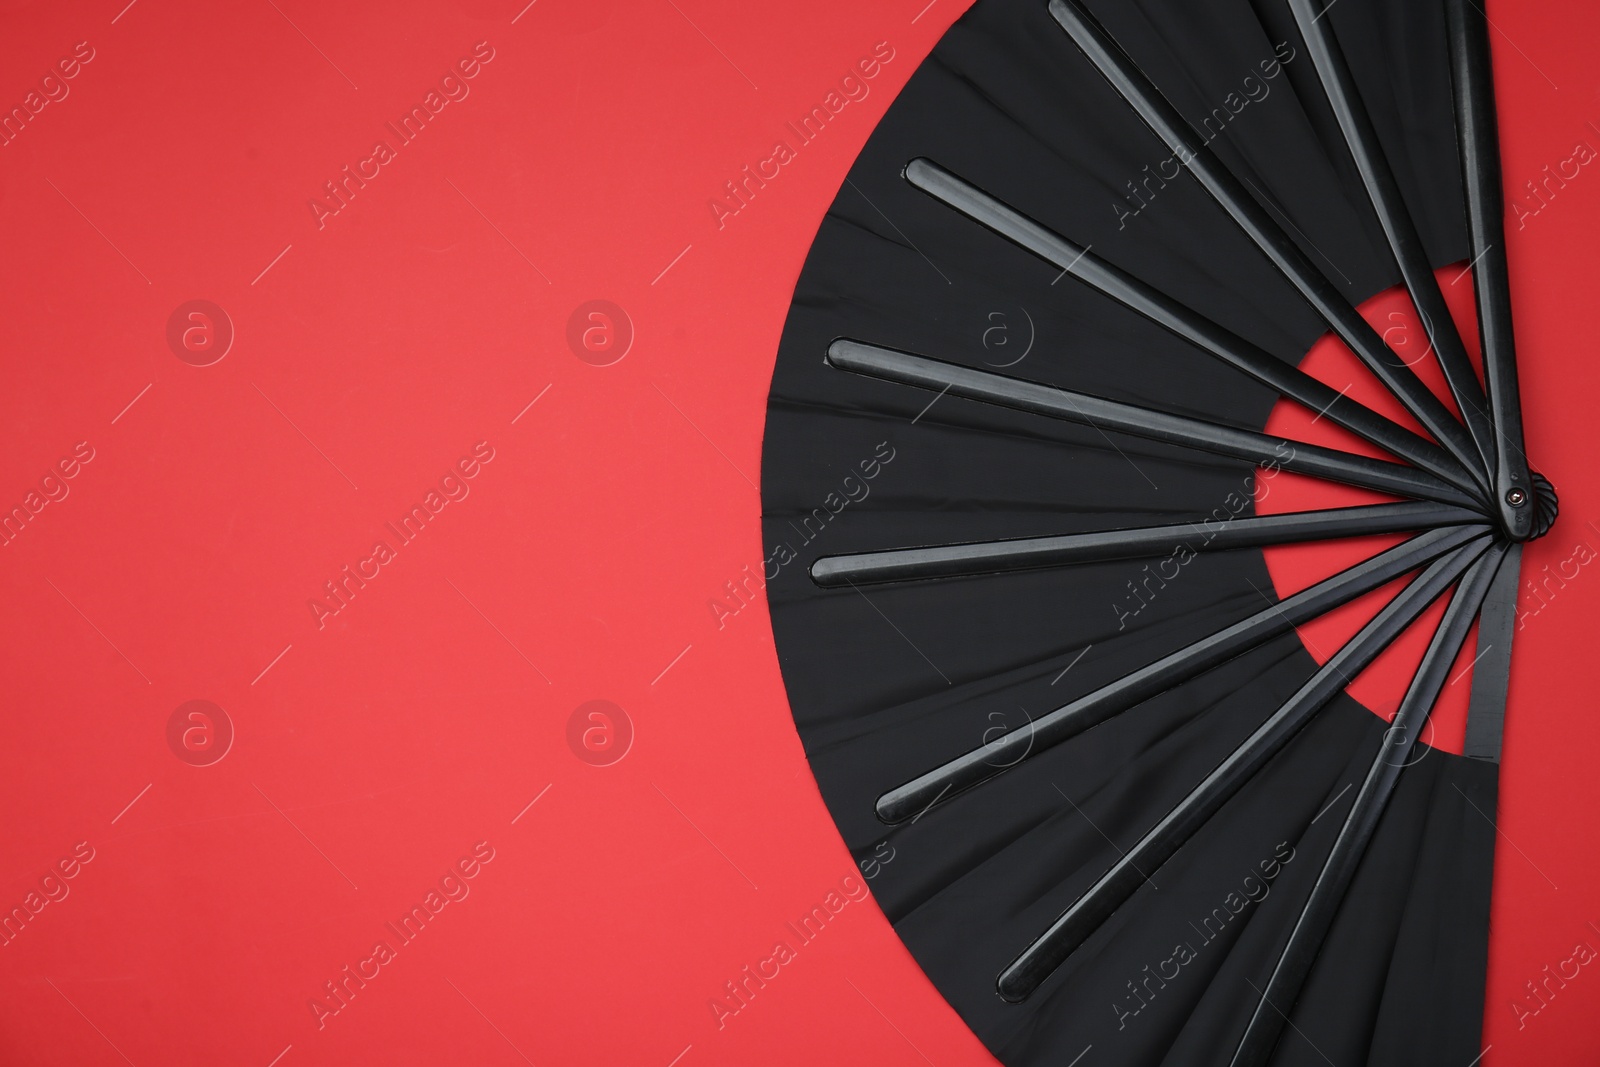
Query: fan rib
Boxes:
[
  {"xmin": 874, "ymin": 524, "xmax": 1489, "ymax": 825},
  {"xmin": 1463, "ymin": 542, "xmax": 1522, "ymax": 759},
  {"xmin": 995, "ymin": 535, "xmax": 1493, "ymax": 1002},
  {"xmin": 1444, "ymin": 0, "xmax": 1535, "ymax": 539},
  {"xmin": 811, "ymin": 501, "xmax": 1479, "ymax": 586},
  {"xmin": 904, "ymin": 158, "xmax": 1483, "ymax": 501},
  {"xmin": 1048, "ymin": 0, "xmax": 1489, "ymax": 492},
  {"xmin": 1287, "ymin": 0, "xmax": 1497, "ymax": 475},
  {"xmin": 1228, "ymin": 547, "xmax": 1504, "ymax": 1067},
  {"xmin": 828, "ymin": 340, "xmax": 1477, "ymax": 507}
]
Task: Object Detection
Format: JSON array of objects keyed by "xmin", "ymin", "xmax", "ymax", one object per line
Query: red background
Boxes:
[{"xmin": 0, "ymin": 1, "xmax": 1593, "ymax": 1064}]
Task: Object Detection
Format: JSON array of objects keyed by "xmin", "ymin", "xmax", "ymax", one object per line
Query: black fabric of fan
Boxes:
[{"xmin": 760, "ymin": 0, "xmax": 1549, "ymax": 1063}]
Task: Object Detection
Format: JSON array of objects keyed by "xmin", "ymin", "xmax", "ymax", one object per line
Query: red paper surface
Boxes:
[{"xmin": 0, "ymin": 1, "xmax": 1593, "ymax": 1064}]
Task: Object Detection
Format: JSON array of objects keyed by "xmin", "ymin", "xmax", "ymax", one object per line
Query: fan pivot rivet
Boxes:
[{"xmin": 1505, "ymin": 488, "xmax": 1528, "ymax": 507}]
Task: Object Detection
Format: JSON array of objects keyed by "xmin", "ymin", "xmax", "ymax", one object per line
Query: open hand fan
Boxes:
[
  {"xmin": 4, "ymin": 1, "xmax": 1594, "ymax": 1064},
  {"xmin": 762, "ymin": 0, "xmax": 1573, "ymax": 1062}
]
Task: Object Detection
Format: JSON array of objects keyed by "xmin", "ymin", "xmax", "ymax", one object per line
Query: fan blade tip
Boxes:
[
  {"xmin": 904, "ymin": 157, "xmax": 951, "ymax": 195},
  {"xmin": 1050, "ymin": 0, "xmax": 1098, "ymax": 39},
  {"xmin": 809, "ymin": 558, "xmax": 844, "ymax": 586},
  {"xmin": 995, "ymin": 967, "xmax": 1035, "ymax": 1003},
  {"xmin": 874, "ymin": 795, "xmax": 909, "ymax": 825}
]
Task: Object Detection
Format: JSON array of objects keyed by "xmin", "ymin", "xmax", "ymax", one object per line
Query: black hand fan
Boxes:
[{"xmin": 760, "ymin": 0, "xmax": 1554, "ymax": 1063}]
